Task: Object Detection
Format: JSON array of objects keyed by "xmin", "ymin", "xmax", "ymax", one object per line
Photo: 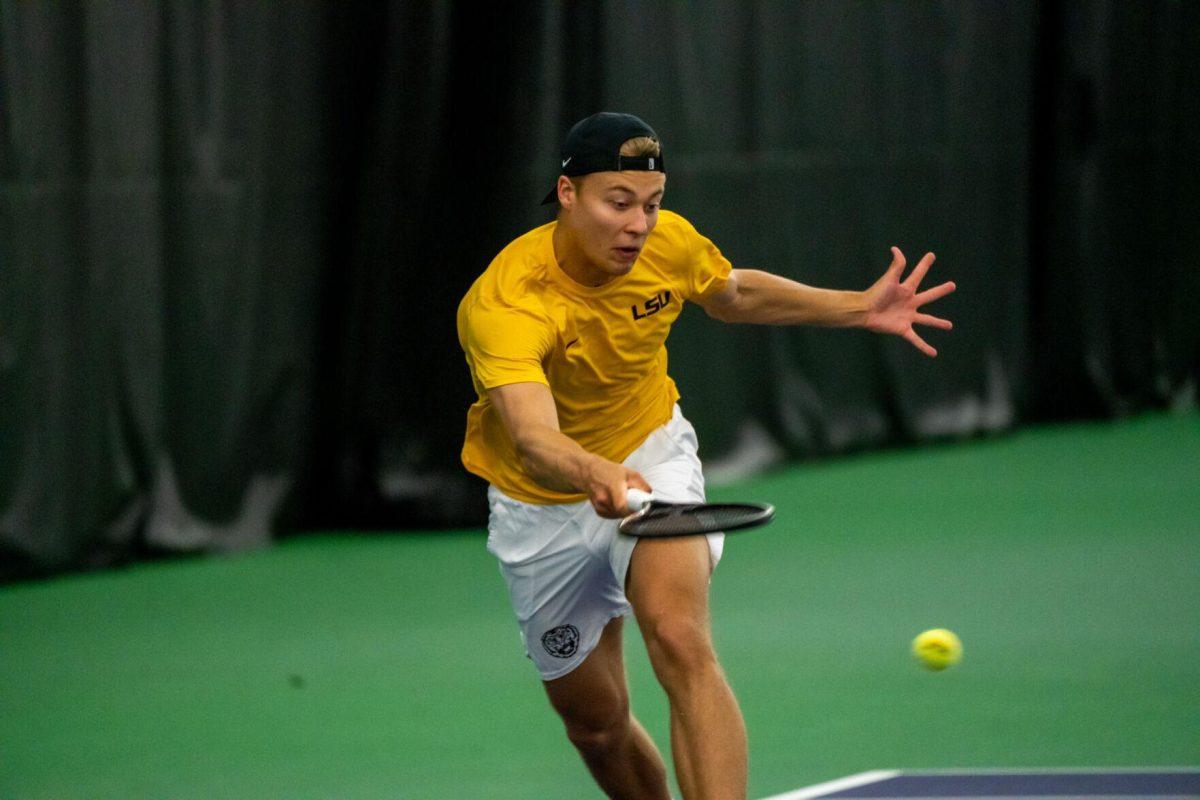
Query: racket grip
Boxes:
[{"xmin": 625, "ymin": 488, "xmax": 653, "ymax": 512}]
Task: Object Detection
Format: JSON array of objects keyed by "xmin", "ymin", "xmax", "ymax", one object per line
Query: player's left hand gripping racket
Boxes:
[{"xmin": 619, "ymin": 489, "xmax": 775, "ymax": 538}]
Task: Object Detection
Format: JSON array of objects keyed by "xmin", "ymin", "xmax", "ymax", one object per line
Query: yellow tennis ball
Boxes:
[{"xmin": 912, "ymin": 628, "xmax": 963, "ymax": 671}]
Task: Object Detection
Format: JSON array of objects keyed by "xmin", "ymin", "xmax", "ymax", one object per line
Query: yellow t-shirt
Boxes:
[{"xmin": 457, "ymin": 209, "xmax": 732, "ymax": 504}]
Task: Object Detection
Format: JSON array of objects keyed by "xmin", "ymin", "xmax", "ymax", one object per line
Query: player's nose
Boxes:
[{"xmin": 624, "ymin": 208, "xmax": 650, "ymax": 236}]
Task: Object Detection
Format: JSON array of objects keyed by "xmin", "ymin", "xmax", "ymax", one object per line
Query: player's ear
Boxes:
[{"xmin": 557, "ymin": 175, "xmax": 578, "ymax": 209}]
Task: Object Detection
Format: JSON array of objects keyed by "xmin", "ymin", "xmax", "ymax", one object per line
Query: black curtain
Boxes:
[
  {"xmin": 2, "ymin": 3, "xmax": 333, "ymax": 575},
  {"xmin": 2, "ymin": 1, "xmax": 1196, "ymax": 579},
  {"xmin": 1029, "ymin": 1, "xmax": 1200, "ymax": 418}
]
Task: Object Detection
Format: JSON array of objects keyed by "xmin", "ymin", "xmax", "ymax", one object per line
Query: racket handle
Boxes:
[{"xmin": 625, "ymin": 488, "xmax": 653, "ymax": 512}]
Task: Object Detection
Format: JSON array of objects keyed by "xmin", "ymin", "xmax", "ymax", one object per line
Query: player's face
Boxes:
[{"xmin": 562, "ymin": 171, "xmax": 666, "ymax": 280}]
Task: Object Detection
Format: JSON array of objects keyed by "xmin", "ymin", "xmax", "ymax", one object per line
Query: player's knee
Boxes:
[
  {"xmin": 561, "ymin": 702, "xmax": 631, "ymax": 757},
  {"xmin": 642, "ymin": 616, "xmax": 717, "ymax": 686}
]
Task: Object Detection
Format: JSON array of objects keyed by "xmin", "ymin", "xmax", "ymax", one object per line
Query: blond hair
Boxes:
[{"xmin": 619, "ymin": 136, "xmax": 661, "ymax": 157}]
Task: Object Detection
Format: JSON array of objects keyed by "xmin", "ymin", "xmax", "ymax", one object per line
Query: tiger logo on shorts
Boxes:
[{"xmin": 541, "ymin": 624, "xmax": 580, "ymax": 658}]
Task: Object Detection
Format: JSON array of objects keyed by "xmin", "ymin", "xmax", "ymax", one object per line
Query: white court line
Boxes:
[
  {"xmin": 900, "ymin": 765, "xmax": 1200, "ymax": 775},
  {"xmin": 825, "ymin": 796, "xmax": 1200, "ymax": 800},
  {"xmin": 757, "ymin": 769, "xmax": 900, "ymax": 800},
  {"xmin": 755, "ymin": 766, "xmax": 1200, "ymax": 800}
]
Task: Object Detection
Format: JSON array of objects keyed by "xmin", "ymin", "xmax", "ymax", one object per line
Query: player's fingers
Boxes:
[
  {"xmin": 904, "ymin": 328, "xmax": 938, "ymax": 357},
  {"xmin": 625, "ymin": 470, "xmax": 652, "ymax": 493},
  {"xmin": 915, "ymin": 280, "xmax": 956, "ymax": 306},
  {"xmin": 915, "ymin": 313, "xmax": 953, "ymax": 330},
  {"xmin": 903, "ymin": 252, "xmax": 936, "ymax": 288},
  {"xmin": 590, "ymin": 487, "xmax": 620, "ymax": 519},
  {"xmin": 610, "ymin": 484, "xmax": 627, "ymax": 516},
  {"xmin": 886, "ymin": 246, "xmax": 906, "ymax": 278},
  {"xmin": 595, "ymin": 502, "xmax": 622, "ymax": 520}
]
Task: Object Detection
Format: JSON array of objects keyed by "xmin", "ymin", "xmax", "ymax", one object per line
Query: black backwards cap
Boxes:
[{"xmin": 541, "ymin": 112, "xmax": 665, "ymax": 204}]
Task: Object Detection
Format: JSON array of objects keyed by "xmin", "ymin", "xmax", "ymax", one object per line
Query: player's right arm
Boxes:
[{"xmin": 488, "ymin": 381, "xmax": 651, "ymax": 519}]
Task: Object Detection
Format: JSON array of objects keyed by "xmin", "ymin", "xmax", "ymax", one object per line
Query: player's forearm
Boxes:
[
  {"xmin": 715, "ymin": 269, "xmax": 868, "ymax": 327},
  {"xmin": 511, "ymin": 424, "xmax": 608, "ymax": 495}
]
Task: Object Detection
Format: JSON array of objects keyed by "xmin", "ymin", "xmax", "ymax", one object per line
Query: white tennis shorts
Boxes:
[{"xmin": 486, "ymin": 404, "xmax": 724, "ymax": 680}]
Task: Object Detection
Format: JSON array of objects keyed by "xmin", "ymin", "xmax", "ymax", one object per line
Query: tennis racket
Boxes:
[{"xmin": 619, "ymin": 489, "xmax": 775, "ymax": 538}]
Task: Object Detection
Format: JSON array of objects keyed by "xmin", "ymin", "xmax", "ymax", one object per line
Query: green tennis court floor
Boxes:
[{"xmin": 2, "ymin": 412, "xmax": 1197, "ymax": 799}]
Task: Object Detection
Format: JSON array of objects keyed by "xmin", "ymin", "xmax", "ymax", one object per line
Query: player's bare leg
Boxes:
[
  {"xmin": 543, "ymin": 616, "xmax": 670, "ymax": 800},
  {"xmin": 627, "ymin": 536, "xmax": 747, "ymax": 800}
]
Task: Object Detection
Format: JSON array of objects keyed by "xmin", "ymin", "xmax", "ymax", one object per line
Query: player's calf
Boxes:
[{"xmin": 558, "ymin": 705, "xmax": 670, "ymax": 799}]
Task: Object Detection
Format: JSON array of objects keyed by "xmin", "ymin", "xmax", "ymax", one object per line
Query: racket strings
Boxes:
[{"xmin": 623, "ymin": 503, "xmax": 773, "ymax": 537}]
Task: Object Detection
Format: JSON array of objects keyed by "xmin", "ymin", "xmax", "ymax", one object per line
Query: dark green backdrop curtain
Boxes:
[
  {"xmin": 1, "ymin": 3, "xmax": 333, "ymax": 573},
  {"xmin": 2, "ymin": 2, "xmax": 1196, "ymax": 579},
  {"xmin": 1029, "ymin": 1, "xmax": 1200, "ymax": 418}
]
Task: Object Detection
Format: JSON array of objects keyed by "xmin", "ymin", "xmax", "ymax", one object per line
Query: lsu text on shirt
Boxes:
[{"xmin": 457, "ymin": 209, "xmax": 732, "ymax": 504}]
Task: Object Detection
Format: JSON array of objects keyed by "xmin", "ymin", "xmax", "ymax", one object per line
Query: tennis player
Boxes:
[{"xmin": 457, "ymin": 112, "xmax": 955, "ymax": 800}]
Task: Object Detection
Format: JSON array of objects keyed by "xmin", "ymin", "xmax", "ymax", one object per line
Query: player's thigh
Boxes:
[
  {"xmin": 626, "ymin": 536, "xmax": 716, "ymax": 669},
  {"xmin": 543, "ymin": 615, "xmax": 630, "ymax": 733},
  {"xmin": 626, "ymin": 535, "xmax": 711, "ymax": 622}
]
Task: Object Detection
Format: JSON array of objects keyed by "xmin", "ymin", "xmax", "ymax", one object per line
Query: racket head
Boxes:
[{"xmin": 618, "ymin": 501, "xmax": 775, "ymax": 538}]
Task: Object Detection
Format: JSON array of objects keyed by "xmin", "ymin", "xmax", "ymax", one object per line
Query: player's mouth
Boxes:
[{"xmin": 613, "ymin": 245, "xmax": 641, "ymax": 262}]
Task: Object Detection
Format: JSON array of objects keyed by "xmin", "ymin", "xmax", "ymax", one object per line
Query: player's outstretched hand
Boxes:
[
  {"xmin": 585, "ymin": 460, "xmax": 651, "ymax": 519},
  {"xmin": 863, "ymin": 246, "xmax": 956, "ymax": 357}
]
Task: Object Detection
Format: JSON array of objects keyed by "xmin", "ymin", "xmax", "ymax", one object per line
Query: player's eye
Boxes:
[{"xmin": 610, "ymin": 200, "xmax": 629, "ymax": 210}]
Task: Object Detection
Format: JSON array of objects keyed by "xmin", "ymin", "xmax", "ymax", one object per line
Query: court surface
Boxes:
[
  {"xmin": 1, "ymin": 412, "xmax": 1197, "ymax": 798},
  {"xmin": 764, "ymin": 768, "xmax": 1200, "ymax": 799}
]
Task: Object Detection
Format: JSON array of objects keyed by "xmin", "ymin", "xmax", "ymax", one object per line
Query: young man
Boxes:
[{"xmin": 457, "ymin": 112, "xmax": 955, "ymax": 800}]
